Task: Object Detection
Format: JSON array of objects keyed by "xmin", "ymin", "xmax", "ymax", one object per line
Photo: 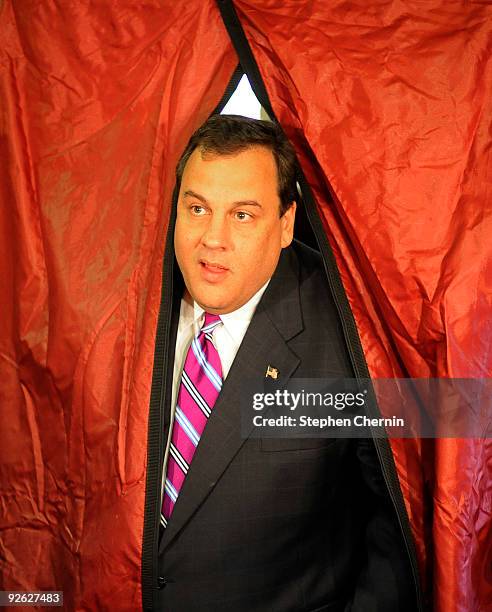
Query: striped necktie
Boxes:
[{"xmin": 161, "ymin": 312, "xmax": 223, "ymax": 528}]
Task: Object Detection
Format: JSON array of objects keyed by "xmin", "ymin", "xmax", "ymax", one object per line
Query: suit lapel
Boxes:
[{"xmin": 159, "ymin": 246, "xmax": 303, "ymax": 552}]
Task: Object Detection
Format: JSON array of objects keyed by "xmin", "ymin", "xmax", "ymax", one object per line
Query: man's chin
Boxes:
[{"xmin": 191, "ymin": 290, "xmax": 230, "ymax": 315}]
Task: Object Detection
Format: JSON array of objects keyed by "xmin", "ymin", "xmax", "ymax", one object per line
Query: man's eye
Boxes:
[
  {"xmin": 235, "ymin": 211, "xmax": 252, "ymax": 221},
  {"xmin": 191, "ymin": 205, "xmax": 205, "ymax": 215}
]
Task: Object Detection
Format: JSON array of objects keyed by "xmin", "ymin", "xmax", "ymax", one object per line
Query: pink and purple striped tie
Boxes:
[{"xmin": 161, "ymin": 313, "xmax": 223, "ymax": 527}]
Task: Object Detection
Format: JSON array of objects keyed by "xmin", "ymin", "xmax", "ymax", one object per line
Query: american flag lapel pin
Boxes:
[{"xmin": 265, "ymin": 365, "xmax": 279, "ymax": 379}]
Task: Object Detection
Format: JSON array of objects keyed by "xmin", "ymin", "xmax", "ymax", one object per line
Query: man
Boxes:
[{"xmin": 156, "ymin": 115, "xmax": 420, "ymax": 611}]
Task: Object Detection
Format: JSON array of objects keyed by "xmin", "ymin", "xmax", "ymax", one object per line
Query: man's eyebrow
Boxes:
[
  {"xmin": 183, "ymin": 190, "xmax": 207, "ymax": 203},
  {"xmin": 231, "ymin": 200, "xmax": 262, "ymax": 208},
  {"xmin": 183, "ymin": 190, "xmax": 262, "ymax": 208}
]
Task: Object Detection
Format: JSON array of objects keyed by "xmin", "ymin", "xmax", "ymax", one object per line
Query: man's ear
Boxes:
[{"xmin": 280, "ymin": 202, "xmax": 297, "ymax": 248}]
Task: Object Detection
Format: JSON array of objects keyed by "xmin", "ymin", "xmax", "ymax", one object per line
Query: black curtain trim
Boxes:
[
  {"xmin": 216, "ymin": 0, "xmax": 274, "ymax": 118},
  {"xmin": 212, "ymin": 63, "xmax": 244, "ymax": 115},
  {"xmin": 141, "ymin": 186, "xmax": 178, "ymax": 611}
]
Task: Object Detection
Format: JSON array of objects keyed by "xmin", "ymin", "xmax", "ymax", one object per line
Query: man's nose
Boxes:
[{"xmin": 201, "ymin": 214, "xmax": 229, "ymax": 249}]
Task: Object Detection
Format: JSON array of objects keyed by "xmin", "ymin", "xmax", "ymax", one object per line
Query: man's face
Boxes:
[{"xmin": 174, "ymin": 145, "xmax": 296, "ymax": 314}]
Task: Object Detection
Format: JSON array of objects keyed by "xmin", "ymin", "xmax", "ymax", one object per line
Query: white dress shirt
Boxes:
[{"xmin": 161, "ymin": 280, "xmax": 270, "ymax": 504}]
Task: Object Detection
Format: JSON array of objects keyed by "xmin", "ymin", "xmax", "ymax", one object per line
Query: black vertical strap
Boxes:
[
  {"xmin": 216, "ymin": 0, "xmax": 274, "ymax": 119},
  {"xmin": 141, "ymin": 186, "xmax": 178, "ymax": 612},
  {"xmin": 212, "ymin": 63, "xmax": 244, "ymax": 115},
  {"xmin": 215, "ymin": 2, "xmax": 424, "ymax": 610}
]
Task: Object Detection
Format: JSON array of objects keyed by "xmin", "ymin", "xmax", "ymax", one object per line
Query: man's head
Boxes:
[{"xmin": 174, "ymin": 115, "xmax": 298, "ymax": 315}]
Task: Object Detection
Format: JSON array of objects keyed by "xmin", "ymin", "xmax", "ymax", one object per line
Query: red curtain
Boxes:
[
  {"xmin": 233, "ymin": 1, "xmax": 492, "ymax": 610},
  {"xmin": 1, "ymin": 2, "xmax": 235, "ymax": 610},
  {"xmin": 1, "ymin": 1, "xmax": 491, "ymax": 610}
]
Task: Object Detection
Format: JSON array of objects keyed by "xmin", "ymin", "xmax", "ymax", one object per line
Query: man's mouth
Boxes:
[
  {"xmin": 199, "ymin": 259, "xmax": 230, "ymax": 281},
  {"xmin": 200, "ymin": 259, "xmax": 228, "ymax": 271}
]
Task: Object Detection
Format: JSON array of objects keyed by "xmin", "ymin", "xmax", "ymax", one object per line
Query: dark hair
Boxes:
[{"xmin": 176, "ymin": 115, "xmax": 298, "ymax": 216}]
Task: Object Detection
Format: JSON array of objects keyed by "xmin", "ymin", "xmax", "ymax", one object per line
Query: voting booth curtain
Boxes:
[{"xmin": 1, "ymin": 1, "xmax": 490, "ymax": 610}]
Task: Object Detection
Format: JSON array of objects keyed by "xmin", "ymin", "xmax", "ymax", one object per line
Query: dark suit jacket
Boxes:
[{"xmin": 157, "ymin": 241, "xmax": 419, "ymax": 612}]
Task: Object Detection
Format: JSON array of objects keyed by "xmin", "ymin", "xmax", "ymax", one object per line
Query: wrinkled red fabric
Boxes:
[
  {"xmin": 234, "ymin": 1, "xmax": 492, "ymax": 610},
  {"xmin": 1, "ymin": 1, "xmax": 491, "ymax": 611},
  {"xmin": 1, "ymin": 1, "xmax": 235, "ymax": 610}
]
